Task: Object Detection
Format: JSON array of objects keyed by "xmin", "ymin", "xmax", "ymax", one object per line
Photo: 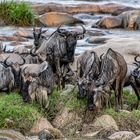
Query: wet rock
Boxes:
[
  {"xmin": 133, "ymin": 135, "xmax": 140, "ymax": 140},
  {"xmin": 92, "ymin": 10, "xmax": 140, "ymax": 30},
  {"xmin": 90, "ymin": 37, "xmax": 140, "ymax": 65},
  {"xmin": 30, "ymin": 117, "xmax": 53, "ymax": 135},
  {"xmin": 86, "ymin": 29, "xmax": 108, "ymax": 36},
  {"xmin": 108, "ymin": 131, "xmax": 136, "ymax": 140},
  {"xmin": 15, "ymin": 28, "xmax": 33, "ymax": 39},
  {"xmin": 0, "ymin": 36, "xmax": 27, "ymax": 41},
  {"xmin": 30, "ymin": 117, "xmax": 64, "ymax": 139},
  {"xmin": 39, "ymin": 128, "xmax": 64, "ymax": 140},
  {"xmin": 0, "ymin": 130, "xmax": 26, "ymax": 140},
  {"xmin": 60, "ymin": 84, "xmax": 75, "ymax": 95},
  {"xmin": 120, "ymin": 10, "xmax": 140, "ymax": 30},
  {"xmin": 86, "ymin": 37, "xmax": 110, "ymax": 44},
  {"xmin": 32, "ymin": 3, "xmax": 136, "ymax": 15},
  {"xmin": 93, "ymin": 16, "xmax": 122, "ymax": 29},
  {"xmin": 26, "ymin": 136, "xmax": 39, "ymax": 140},
  {"xmin": 37, "ymin": 12, "xmax": 84, "ymax": 27},
  {"xmin": 93, "ymin": 115, "xmax": 119, "ymax": 131}
]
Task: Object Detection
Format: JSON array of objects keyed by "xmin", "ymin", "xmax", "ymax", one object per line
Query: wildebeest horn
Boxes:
[
  {"xmin": 3, "ymin": 56, "xmax": 10, "ymax": 67},
  {"xmin": 76, "ymin": 25, "xmax": 86, "ymax": 36},
  {"xmin": 100, "ymin": 53, "xmax": 104, "ymax": 60},
  {"xmin": 21, "ymin": 56, "xmax": 26, "ymax": 65},
  {"xmin": 134, "ymin": 55, "xmax": 140, "ymax": 64},
  {"xmin": 30, "ymin": 47, "xmax": 37, "ymax": 56}
]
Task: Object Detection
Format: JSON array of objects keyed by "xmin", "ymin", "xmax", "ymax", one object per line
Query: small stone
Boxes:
[{"xmin": 108, "ymin": 131, "xmax": 136, "ymax": 140}]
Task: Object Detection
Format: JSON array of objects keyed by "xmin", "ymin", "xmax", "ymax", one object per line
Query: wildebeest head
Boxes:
[
  {"xmin": 33, "ymin": 27, "xmax": 47, "ymax": 48},
  {"xmin": 77, "ymin": 77, "xmax": 89, "ymax": 99},
  {"xmin": 57, "ymin": 25, "xmax": 86, "ymax": 62},
  {"xmin": 4, "ymin": 56, "xmax": 25, "ymax": 88},
  {"xmin": 86, "ymin": 80, "xmax": 110, "ymax": 111}
]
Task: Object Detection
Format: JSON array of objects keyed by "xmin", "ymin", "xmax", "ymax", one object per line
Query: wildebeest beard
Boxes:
[
  {"xmin": 12, "ymin": 69, "xmax": 21, "ymax": 88},
  {"xmin": 21, "ymin": 80, "xmax": 31, "ymax": 102}
]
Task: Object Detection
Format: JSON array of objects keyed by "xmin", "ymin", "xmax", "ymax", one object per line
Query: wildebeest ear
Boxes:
[{"xmin": 76, "ymin": 34, "xmax": 84, "ymax": 40}]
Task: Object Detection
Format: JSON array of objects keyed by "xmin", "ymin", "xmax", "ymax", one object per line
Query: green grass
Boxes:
[
  {"xmin": 46, "ymin": 87, "xmax": 86, "ymax": 121},
  {"xmin": 0, "ymin": 93, "xmax": 43, "ymax": 134},
  {"xmin": 0, "ymin": 0, "xmax": 34, "ymax": 26}
]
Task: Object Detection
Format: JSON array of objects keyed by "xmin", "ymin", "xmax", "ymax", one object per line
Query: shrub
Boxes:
[{"xmin": 0, "ymin": 0, "xmax": 34, "ymax": 26}]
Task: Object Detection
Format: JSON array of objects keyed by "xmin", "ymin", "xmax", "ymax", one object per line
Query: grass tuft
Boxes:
[
  {"xmin": 0, "ymin": 0, "xmax": 34, "ymax": 26},
  {"xmin": 0, "ymin": 93, "xmax": 43, "ymax": 134}
]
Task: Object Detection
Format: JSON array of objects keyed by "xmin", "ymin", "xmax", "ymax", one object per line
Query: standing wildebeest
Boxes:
[
  {"xmin": 0, "ymin": 60, "xmax": 14, "ymax": 92},
  {"xmin": 31, "ymin": 25, "xmax": 86, "ymax": 87},
  {"xmin": 20, "ymin": 61, "xmax": 55, "ymax": 102},
  {"xmin": 86, "ymin": 48, "xmax": 127, "ymax": 111},
  {"xmin": 76, "ymin": 50, "xmax": 100, "ymax": 99}
]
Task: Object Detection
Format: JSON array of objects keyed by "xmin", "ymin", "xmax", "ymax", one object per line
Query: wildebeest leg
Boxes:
[
  {"xmin": 55, "ymin": 59, "xmax": 62, "ymax": 89},
  {"xmin": 130, "ymin": 82, "xmax": 140, "ymax": 109},
  {"xmin": 115, "ymin": 80, "xmax": 119, "ymax": 111},
  {"xmin": 118, "ymin": 82, "xmax": 124, "ymax": 110}
]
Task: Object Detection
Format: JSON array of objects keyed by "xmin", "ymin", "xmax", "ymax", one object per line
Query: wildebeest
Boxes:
[
  {"xmin": 28, "ymin": 77, "xmax": 49, "ymax": 108},
  {"xmin": 0, "ymin": 60, "xmax": 14, "ymax": 92},
  {"xmin": 76, "ymin": 50, "xmax": 100, "ymax": 99},
  {"xmin": 3, "ymin": 56, "xmax": 25, "ymax": 90},
  {"xmin": 86, "ymin": 48, "xmax": 127, "ymax": 111},
  {"xmin": 20, "ymin": 61, "xmax": 55, "ymax": 102},
  {"xmin": 31, "ymin": 25, "xmax": 86, "ymax": 87}
]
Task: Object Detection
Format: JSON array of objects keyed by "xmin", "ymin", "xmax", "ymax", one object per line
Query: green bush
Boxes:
[
  {"xmin": 0, "ymin": 93, "xmax": 43, "ymax": 133},
  {"xmin": 0, "ymin": 0, "xmax": 34, "ymax": 26}
]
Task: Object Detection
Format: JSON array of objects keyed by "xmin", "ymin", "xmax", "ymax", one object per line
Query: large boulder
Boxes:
[
  {"xmin": 93, "ymin": 10, "xmax": 140, "ymax": 30},
  {"xmin": 93, "ymin": 16, "xmax": 122, "ymax": 29},
  {"xmin": 36, "ymin": 12, "xmax": 83, "ymax": 27},
  {"xmin": 108, "ymin": 131, "xmax": 136, "ymax": 140},
  {"xmin": 30, "ymin": 117, "xmax": 63, "ymax": 139},
  {"xmin": 0, "ymin": 130, "xmax": 26, "ymax": 140},
  {"xmin": 89, "ymin": 37, "xmax": 140, "ymax": 65},
  {"xmin": 32, "ymin": 3, "xmax": 136, "ymax": 15},
  {"xmin": 93, "ymin": 115, "xmax": 119, "ymax": 131}
]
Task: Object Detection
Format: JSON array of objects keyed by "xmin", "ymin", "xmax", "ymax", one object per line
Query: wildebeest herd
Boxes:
[{"xmin": 0, "ymin": 25, "xmax": 140, "ymax": 111}]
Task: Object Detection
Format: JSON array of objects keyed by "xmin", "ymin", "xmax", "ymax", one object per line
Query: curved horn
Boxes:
[
  {"xmin": 134, "ymin": 55, "xmax": 140, "ymax": 64},
  {"xmin": 76, "ymin": 25, "xmax": 86, "ymax": 36},
  {"xmin": 100, "ymin": 53, "xmax": 104, "ymax": 60},
  {"xmin": 3, "ymin": 56, "xmax": 10, "ymax": 67},
  {"xmin": 21, "ymin": 56, "xmax": 26, "ymax": 65},
  {"xmin": 57, "ymin": 24, "xmax": 62, "ymax": 31},
  {"xmin": 30, "ymin": 47, "xmax": 37, "ymax": 56}
]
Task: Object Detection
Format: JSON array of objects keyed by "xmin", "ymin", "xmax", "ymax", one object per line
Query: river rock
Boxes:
[
  {"xmin": 52, "ymin": 107, "xmax": 81, "ymax": 129},
  {"xmin": 15, "ymin": 28, "xmax": 33, "ymax": 39},
  {"xmin": 0, "ymin": 130, "xmax": 26, "ymax": 140},
  {"xmin": 133, "ymin": 135, "xmax": 140, "ymax": 140},
  {"xmin": 86, "ymin": 37, "xmax": 110, "ymax": 44},
  {"xmin": 92, "ymin": 16, "xmax": 122, "ymax": 29},
  {"xmin": 108, "ymin": 131, "xmax": 136, "ymax": 140},
  {"xmin": 39, "ymin": 128, "xmax": 64, "ymax": 140},
  {"xmin": 37, "ymin": 12, "xmax": 83, "ymax": 27},
  {"xmin": 90, "ymin": 37, "xmax": 140, "ymax": 65},
  {"xmin": 30, "ymin": 117, "xmax": 53, "ymax": 135},
  {"xmin": 32, "ymin": 3, "xmax": 136, "ymax": 15},
  {"xmin": 93, "ymin": 115, "xmax": 119, "ymax": 131},
  {"xmin": 30, "ymin": 117, "xmax": 63, "ymax": 139},
  {"xmin": 0, "ymin": 36, "xmax": 27, "ymax": 42}
]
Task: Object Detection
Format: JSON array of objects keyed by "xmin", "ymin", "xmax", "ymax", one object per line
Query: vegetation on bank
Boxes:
[
  {"xmin": 0, "ymin": 1, "xmax": 34, "ymax": 26},
  {"xmin": 0, "ymin": 88, "xmax": 139, "ymax": 134},
  {"xmin": 0, "ymin": 93, "xmax": 43, "ymax": 134}
]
